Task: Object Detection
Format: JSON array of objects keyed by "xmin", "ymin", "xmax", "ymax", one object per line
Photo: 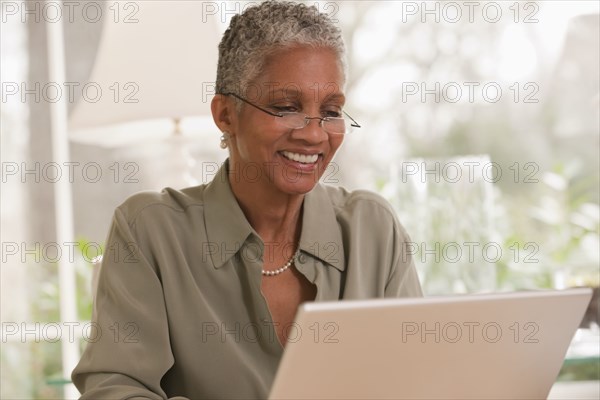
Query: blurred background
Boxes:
[{"xmin": 1, "ymin": 0, "xmax": 599, "ymax": 398}]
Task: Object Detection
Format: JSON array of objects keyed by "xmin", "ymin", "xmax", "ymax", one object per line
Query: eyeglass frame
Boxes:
[{"xmin": 220, "ymin": 92, "xmax": 361, "ymax": 134}]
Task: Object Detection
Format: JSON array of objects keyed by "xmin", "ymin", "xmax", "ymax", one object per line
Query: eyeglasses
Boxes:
[{"xmin": 222, "ymin": 92, "xmax": 361, "ymax": 135}]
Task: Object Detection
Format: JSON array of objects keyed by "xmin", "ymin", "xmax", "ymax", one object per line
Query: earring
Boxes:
[{"xmin": 220, "ymin": 132, "xmax": 229, "ymax": 149}]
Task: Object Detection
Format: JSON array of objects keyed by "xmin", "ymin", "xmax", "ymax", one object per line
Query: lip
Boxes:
[{"xmin": 281, "ymin": 149, "xmax": 323, "ymax": 156}]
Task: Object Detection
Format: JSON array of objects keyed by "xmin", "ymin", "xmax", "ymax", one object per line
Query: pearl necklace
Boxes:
[{"xmin": 262, "ymin": 250, "xmax": 300, "ymax": 277}]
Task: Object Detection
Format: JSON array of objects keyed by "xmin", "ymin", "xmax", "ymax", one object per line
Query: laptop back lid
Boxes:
[{"xmin": 269, "ymin": 288, "xmax": 592, "ymax": 399}]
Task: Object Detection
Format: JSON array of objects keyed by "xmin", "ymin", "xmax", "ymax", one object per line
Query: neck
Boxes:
[{"xmin": 229, "ymin": 169, "xmax": 304, "ymax": 246}]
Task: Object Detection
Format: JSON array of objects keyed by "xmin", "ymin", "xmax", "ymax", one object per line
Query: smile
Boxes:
[{"xmin": 280, "ymin": 151, "xmax": 320, "ymax": 164}]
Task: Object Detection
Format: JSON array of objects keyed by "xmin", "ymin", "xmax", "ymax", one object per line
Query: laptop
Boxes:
[{"xmin": 269, "ymin": 288, "xmax": 593, "ymax": 400}]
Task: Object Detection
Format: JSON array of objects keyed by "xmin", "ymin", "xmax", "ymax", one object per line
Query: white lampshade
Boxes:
[{"xmin": 69, "ymin": 1, "xmax": 221, "ymax": 131}]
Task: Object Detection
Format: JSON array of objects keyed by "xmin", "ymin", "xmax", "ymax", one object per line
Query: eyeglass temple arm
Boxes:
[
  {"xmin": 343, "ymin": 110, "xmax": 361, "ymax": 128},
  {"xmin": 221, "ymin": 92, "xmax": 284, "ymax": 117}
]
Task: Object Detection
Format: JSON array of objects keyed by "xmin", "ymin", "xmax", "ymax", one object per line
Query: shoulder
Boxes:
[
  {"xmin": 317, "ymin": 183, "xmax": 411, "ymax": 241},
  {"xmin": 321, "ymin": 184, "xmax": 398, "ymax": 220},
  {"xmin": 116, "ymin": 184, "xmax": 207, "ymax": 226}
]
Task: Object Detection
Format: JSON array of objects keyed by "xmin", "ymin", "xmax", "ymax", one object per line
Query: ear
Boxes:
[{"xmin": 211, "ymin": 94, "xmax": 236, "ymax": 134}]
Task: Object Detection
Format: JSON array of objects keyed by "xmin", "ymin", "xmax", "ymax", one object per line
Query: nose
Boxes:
[{"xmin": 291, "ymin": 116, "xmax": 329, "ymax": 144}]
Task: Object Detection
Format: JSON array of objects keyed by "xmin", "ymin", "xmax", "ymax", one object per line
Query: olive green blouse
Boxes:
[{"xmin": 72, "ymin": 160, "xmax": 423, "ymax": 399}]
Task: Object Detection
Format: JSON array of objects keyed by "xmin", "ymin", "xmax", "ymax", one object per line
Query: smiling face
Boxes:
[{"xmin": 225, "ymin": 46, "xmax": 346, "ymax": 196}]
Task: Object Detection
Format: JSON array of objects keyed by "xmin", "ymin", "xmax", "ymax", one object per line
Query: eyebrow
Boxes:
[
  {"xmin": 323, "ymin": 93, "xmax": 346, "ymax": 103},
  {"xmin": 267, "ymin": 88, "xmax": 346, "ymax": 104}
]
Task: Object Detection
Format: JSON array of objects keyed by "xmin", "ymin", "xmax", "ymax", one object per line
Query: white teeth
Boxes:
[{"xmin": 281, "ymin": 151, "xmax": 319, "ymax": 164}]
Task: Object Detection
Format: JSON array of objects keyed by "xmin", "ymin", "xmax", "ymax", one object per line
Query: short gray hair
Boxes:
[{"xmin": 215, "ymin": 0, "xmax": 347, "ymax": 101}]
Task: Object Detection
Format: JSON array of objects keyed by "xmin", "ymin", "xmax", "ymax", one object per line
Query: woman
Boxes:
[{"xmin": 72, "ymin": 1, "xmax": 422, "ymax": 399}]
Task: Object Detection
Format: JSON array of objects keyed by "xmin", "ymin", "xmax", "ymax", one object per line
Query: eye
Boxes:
[
  {"xmin": 272, "ymin": 105, "xmax": 298, "ymax": 113},
  {"xmin": 323, "ymin": 109, "xmax": 342, "ymax": 118}
]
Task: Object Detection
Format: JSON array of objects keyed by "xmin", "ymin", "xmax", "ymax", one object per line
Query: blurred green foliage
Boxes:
[{"xmin": 1, "ymin": 239, "xmax": 98, "ymax": 399}]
